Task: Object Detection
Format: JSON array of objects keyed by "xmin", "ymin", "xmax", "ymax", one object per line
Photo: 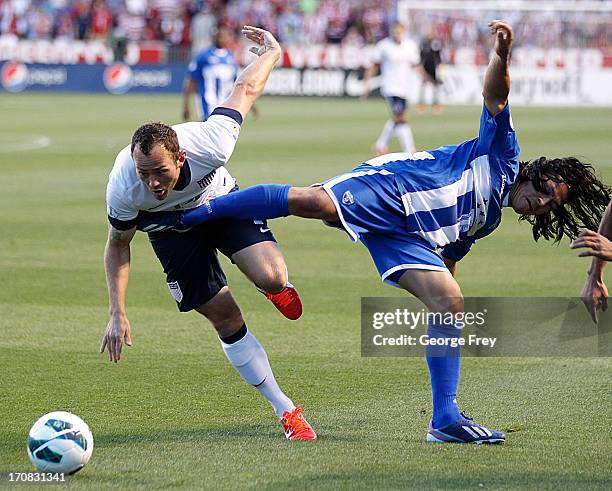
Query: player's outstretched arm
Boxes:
[
  {"xmin": 571, "ymin": 201, "xmax": 612, "ymax": 261},
  {"xmin": 362, "ymin": 63, "xmax": 379, "ymax": 98},
  {"xmin": 182, "ymin": 77, "xmax": 196, "ymax": 121},
  {"xmin": 221, "ymin": 26, "xmax": 281, "ymax": 118},
  {"xmin": 101, "ymin": 225, "xmax": 135, "ymax": 362},
  {"xmin": 482, "ymin": 20, "xmax": 513, "ymax": 116},
  {"xmin": 571, "ymin": 200, "xmax": 612, "ymax": 322}
]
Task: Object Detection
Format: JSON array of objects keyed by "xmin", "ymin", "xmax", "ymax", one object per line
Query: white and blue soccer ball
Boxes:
[{"xmin": 27, "ymin": 411, "xmax": 94, "ymax": 474}]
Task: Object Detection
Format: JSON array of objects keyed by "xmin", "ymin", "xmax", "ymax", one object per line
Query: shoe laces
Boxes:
[
  {"xmin": 271, "ymin": 287, "xmax": 297, "ymax": 308},
  {"xmin": 284, "ymin": 406, "xmax": 308, "ymax": 434},
  {"xmin": 460, "ymin": 411, "xmax": 474, "ymax": 422}
]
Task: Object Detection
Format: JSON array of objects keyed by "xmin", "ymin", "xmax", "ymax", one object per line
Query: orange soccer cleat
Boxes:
[
  {"xmin": 280, "ymin": 406, "xmax": 317, "ymax": 440},
  {"xmin": 260, "ymin": 283, "xmax": 303, "ymax": 320}
]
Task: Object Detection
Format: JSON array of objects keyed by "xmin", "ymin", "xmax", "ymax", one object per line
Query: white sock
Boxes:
[
  {"xmin": 375, "ymin": 120, "xmax": 395, "ymax": 150},
  {"xmin": 395, "ymin": 123, "xmax": 415, "ymax": 153},
  {"xmin": 220, "ymin": 328, "xmax": 295, "ymax": 418}
]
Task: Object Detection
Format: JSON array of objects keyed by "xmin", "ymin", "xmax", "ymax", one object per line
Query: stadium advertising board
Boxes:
[
  {"xmin": 0, "ymin": 62, "xmax": 183, "ymax": 94},
  {"xmin": 2, "ymin": 58, "xmax": 611, "ymax": 106},
  {"xmin": 263, "ymin": 66, "xmax": 612, "ymax": 107}
]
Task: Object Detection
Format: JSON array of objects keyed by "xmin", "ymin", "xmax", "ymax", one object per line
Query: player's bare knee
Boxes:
[{"xmin": 255, "ymin": 267, "xmax": 287, "ymax": 294}]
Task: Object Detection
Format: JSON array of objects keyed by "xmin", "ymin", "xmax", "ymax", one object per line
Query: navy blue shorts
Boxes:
[
  {"xmin": 385, "ymin": 96, "xmax": 407, "ymax": 116},
  {"xmin": 148, "ymin": 219, "xmax": 275, "ymax": 312}
]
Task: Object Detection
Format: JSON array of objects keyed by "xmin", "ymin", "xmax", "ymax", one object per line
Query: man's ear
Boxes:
[{"xmin": 177, "ymin": 150, "xmax": 187, "ymax": 167}]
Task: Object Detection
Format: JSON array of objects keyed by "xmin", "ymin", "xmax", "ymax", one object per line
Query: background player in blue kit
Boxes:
[
  {"xmin": 138, "ymin": 21, "xmax": 610, "ymax": 443},
  {"xmin": 183, "ymin": 26, "xmax": 238, "ymax": 122}
]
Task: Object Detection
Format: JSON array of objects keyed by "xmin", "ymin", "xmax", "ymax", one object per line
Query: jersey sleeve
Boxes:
[
  {"xmin": 477, "ymin": 103, "xmax": 520, "ymax": 160},
  {"xmin": 106, "ymin": 180, "xmax": 139, "ymax": 230},
  {"xmin": 181, "ymin": 107, "xmax": 242, "ymax": 168},
  {"xmin": 439, "ymin": 237, "xmax": 476, "ymax": 262}
]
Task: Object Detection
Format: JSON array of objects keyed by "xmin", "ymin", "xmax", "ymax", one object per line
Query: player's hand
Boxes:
[
  {"xmin": 579, "ymin": 274, "xmax": 608, "ymax": 324},
  {"xmin": 242, "ymin": 26, "xmax": 281, "ymax": 57},
  {"xmin": 489, "ymin": 20, "xmax": 513, "ymax": 59},
  {"xmin": 570, "ymin": 229, "xmax": 612, "ymax": 261},
  {"xmin": 100, "ymin": 313, "xmax": 132, "ymax": 363}
]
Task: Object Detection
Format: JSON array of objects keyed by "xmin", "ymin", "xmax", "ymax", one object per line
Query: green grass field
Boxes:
[{"xmin": 1, "ymin": 93, "xmax": 611, "ymax": 490}]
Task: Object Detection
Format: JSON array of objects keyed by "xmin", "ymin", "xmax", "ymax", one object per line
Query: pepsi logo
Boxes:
[
  {"xmin": 1, "ymin": 62, "xmax": 28, "ymax": 93},
  {"xmin": 103, "ymin": 63, "xmax": 133, "ymax": 95}
]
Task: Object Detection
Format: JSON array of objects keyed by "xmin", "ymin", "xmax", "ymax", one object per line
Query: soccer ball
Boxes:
[{"xmin": 27, "ymin": 411, "xmax": 94, "ymax": 474}]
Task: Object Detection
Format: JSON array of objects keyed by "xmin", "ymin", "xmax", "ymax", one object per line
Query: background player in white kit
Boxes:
[
  {"xmin": 363, "ymin": 21, "xmax": 421, "ymax": 155},
  {"xmin": 101, "ymin": 26, "xmax": 316, "ymax": 440}
]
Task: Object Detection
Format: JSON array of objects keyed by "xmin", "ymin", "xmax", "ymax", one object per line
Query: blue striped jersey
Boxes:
[
  {"xmin": 187, "ymin": 47, "xmax": 238, "ymax": 120},
  {"xmin": 351, "ymin": 104, "xmax": 519, "ymax": 261}
]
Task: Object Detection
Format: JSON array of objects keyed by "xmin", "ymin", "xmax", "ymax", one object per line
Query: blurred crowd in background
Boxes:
[{"xmin": 0, "ymin": 0, "xmax": 610, "ymax": 51}]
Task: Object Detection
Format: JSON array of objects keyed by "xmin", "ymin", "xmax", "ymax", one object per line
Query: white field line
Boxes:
[{"xmin": 0, "ymin": 134, "xmax": 51, "ymax": 153}]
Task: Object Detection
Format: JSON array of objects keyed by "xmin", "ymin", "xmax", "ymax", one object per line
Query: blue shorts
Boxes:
[
  {"xmin": 322, "ymin": 172, "xmax": 447, "ymax": 288},
  {"xmin": 385, "ymin": 96, "xmax": 407, "ymax": 116}
]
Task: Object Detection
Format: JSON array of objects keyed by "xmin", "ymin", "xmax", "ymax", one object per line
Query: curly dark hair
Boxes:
[
  {"xmin": 130, "ymin": 122, "xmax": 180, "ymax": 160},
  {"xmin": 516, "ymin": 157, "xmax": 610, "ymax": 242}
]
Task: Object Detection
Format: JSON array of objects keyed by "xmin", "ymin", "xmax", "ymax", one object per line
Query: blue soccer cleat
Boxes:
[{"xmin": 427, "ymin": 412, "xmax": 505, "ymax": 444}]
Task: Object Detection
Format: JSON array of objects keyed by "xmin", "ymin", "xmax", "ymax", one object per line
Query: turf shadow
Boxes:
[{"xmin": 94, "ymin": 424, "xmax": 282, "ymax": 446}]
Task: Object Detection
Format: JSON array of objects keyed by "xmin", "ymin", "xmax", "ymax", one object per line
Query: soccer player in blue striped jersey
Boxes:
[
  {"xmin": 183, "ymin": 27, "xmax": 239, "ymax": 121},
  {"xmin": 138, "ymin": 21, "xmax": 610, "ymax": 443}
]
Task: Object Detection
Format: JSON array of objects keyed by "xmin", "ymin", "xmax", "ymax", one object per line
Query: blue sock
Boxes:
[
  {"xmin": 426, "ymin": 320, "xmax": 462, "ymax": 429},
  {"xmin": 182, "ymin": 184, "xmax": 291, "ymax": 226}
]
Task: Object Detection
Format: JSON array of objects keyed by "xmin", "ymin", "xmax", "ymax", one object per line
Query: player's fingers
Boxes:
[
  {"xmin": 588, "ymin": 301, "xmax": 598, "ymax": 324},
  {"xmin": 242, "ymin": 25, "xmax": 265, "ymax": 34},
  {"xmin": 570, "ymin": 237, "xmax": 590, "ymax": 248},
  {"xmin": 579, "ymin": 229, "xmax": 597, "ymax": 237},
  {"xmin": 581, "ymin": 297, "xmax": 596, "ymax": 323},
  {"xmin": 576, "ymin": 238, "xmax": 598, "ymax": 249},
  {"xmin": 99, "ymin": 336, "xmax": 107, "ymax": 354},
  {"xmin": 603, "ymin": 296, "xmax": 608, "ymax": 312},
  {"xmin": 110, "ymin": 337, "xmax": 120, "ymax": 363},
  {"xmin": 245, "ymin": 34, "xmax": 263, "ymax": 45},
  {"xmin": 242, "ymin": 26, "xmax": 265, "ymax": 40},
  {"xmin": 125, "ymin": 330, "xmax": 132, "ymax": 347},
  {"xmin": 249, "ymin": 46, "xmax": 261, "ymax": 55},
  {"xmin": 577, "ymin": 250, "xmax": 596, "ymax": 257}
]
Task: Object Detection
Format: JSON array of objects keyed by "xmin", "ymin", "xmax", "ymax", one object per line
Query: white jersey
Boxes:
[
  {"xmin": 106, "ymin": 113, "xmax": 241, "ymax": 226},
  {"xmin": 372, "ymin": 36, "xmax": 420, "ymax": 98}
]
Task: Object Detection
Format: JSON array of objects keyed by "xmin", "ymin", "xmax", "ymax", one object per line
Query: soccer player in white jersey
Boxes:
[
  {"xmin": 137, "ymin": 21, "xmax": 610, "ymax": 443},
  {"xmin": 363, "ymin": 21, "xmax": 421, "ymax": 155},
  {"xmin": 102, "ymin": 26, "xmax": 317, "ymax": 441}
]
